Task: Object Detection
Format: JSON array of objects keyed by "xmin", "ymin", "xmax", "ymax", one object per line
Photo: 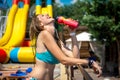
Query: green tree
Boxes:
[
  {"xmin": 53, "ymin": 0, "xmax": 87, "ymax": 22},
  {"xmin": 81, "ymin": 0, "xmax": 120, "ymax": 76},
  {"xmin": 53, "ymin": 0, "xmax": 88, "ymax": 32}
]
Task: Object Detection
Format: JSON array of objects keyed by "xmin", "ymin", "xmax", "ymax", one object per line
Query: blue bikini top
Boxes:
[{"xmin": 36, "ymin": 50, "xmax": 60, "ymax": 64}]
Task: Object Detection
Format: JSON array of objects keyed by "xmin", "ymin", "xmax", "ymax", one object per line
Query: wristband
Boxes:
[
  {"xmin": 88, "ymin": 58, "xmax": 94, "ymax": 68},
  {"xmin": 70, "ymin": 32, "xmax": 76, "ymax": 36}
]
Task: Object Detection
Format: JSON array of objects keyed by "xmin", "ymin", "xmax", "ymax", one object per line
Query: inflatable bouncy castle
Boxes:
[{"xmin": 0, "ymin": 0, "xmax": 53, "ymax": 63}]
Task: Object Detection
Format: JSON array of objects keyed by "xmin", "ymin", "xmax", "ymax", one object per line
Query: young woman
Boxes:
[{"xmin": 27, "ymin": 14, "xmax": 102, "ymax": 80}]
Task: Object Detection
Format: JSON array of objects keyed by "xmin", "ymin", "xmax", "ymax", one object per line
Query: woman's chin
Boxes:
[
  {"xmin": 51, "ymin": 18, "xmax": 55, "ymax": 22},
  {"xmin": 49, "ymin": 19, "xmax": 55, "ymax": 23}
]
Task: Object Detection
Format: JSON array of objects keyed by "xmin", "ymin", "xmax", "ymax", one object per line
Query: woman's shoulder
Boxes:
[
  {"xmin": 40, "ymin": 30, "xmax": 51, "ymax": 36},
  {"xmin": 38, "ymin": 30, "xmax": 53, "ymax": 41},
  {"xmin": 40, "ymin": 30, "xmax": 53, "ymax": 38}
]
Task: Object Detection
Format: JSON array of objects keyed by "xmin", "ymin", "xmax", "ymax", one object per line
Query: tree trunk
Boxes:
[{"xmin": 116, "ymin": 39, "xmax": 120, "ymax": 77}]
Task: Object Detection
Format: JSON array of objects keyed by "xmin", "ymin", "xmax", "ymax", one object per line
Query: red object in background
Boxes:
[
  {"xmin": 13, "ymin": 0, "xmax": 30, "ymax": 5},
  {"xmin": 0, "ymin": 49, "xmax": 7, "ymax": 63},
  {"xmin": 56, "ymin": 16, "xmax": 79, "ymax": 29},
  {"xmin": 21, "ymin": 40, "xmax": 30, "ymax": 47}
]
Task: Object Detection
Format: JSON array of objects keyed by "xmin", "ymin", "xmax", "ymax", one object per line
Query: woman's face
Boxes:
[
  {"xmin": 37, "ymin": 14, "xmax": 55, "ymax": 34},
  {"xmin": 37, "ymin": 14, "xmax": 54, "ymax": 25}
]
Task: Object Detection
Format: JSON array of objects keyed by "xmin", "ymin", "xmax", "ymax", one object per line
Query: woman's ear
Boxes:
[
  {"xmin": 40, "ymin": 23, "xmax": 44, "ymax": 29},
  {"xmin": 40, "ymin": 23, "xmax": 44, "ymax": 27}
]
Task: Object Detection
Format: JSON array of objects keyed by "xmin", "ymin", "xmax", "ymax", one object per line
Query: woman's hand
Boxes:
[
  {"xmin": 60, "ymin": 41, "xmax": 74, "ymax": 57},
  {"xmin": 64, "ymin": 25, "xmax": 76, "ymax": 33},
  {"xmin": 92, "ymin": 61, "xmax": 102, "ymax": 77}
]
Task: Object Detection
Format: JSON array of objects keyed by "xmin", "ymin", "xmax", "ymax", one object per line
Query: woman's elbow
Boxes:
[
  {"xmin": 60, "ymin": 60, "xmax": 67, "ymax": 65},
  {"xmin": 59, "ymin": 57, "xmax": 69, "ymax": 65}
]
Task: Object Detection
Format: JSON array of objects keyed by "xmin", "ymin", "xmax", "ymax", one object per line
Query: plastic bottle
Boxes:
[{"xmin": 56, "ymin": 16, "xmax": 79, "ymax": 29}]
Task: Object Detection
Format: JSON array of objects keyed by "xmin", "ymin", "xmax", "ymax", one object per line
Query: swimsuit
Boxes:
[
  {"xmin": 36, "ymin": 50, "xmax": 60, "ymax": 64},
  {"xmin": 29, "ymin": 77, "xmax": 37, "ymax": 80}
]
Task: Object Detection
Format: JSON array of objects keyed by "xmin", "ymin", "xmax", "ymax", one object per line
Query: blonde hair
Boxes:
[
  {"xmin": 29, "ymin": 15, "xmax": 44, "ymax": 64},
  {"xmin": 29, "ymin": 15, "xmax": 61, "ymax": 48},
  {"xmin": 29, "ymin": 15, "xmax": 44, "ymax": 41}
]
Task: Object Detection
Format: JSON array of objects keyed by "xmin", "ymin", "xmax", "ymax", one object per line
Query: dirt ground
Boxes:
[{"xmin": 0, "ymin": 63, "xmax": 120, "ymax": 80}]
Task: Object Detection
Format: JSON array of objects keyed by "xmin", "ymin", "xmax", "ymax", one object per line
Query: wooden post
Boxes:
[{"xmin": 60, "ymin": 64, "xmax": 68, "ymax": 80}]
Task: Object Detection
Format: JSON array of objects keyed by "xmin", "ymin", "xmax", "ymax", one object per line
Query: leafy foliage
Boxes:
[
  {"xmin": 81, "ymin": 0, "xmax": 120, "ymax": 45},
  {"xmin": 82, "ymin": 15, "xmax": 115, "ymax": 44},
  {"xmin": 53, "ymin": 0, "xmax": 87, "ymax": 31},
  {"xmin": 53, "ymin": 0, "xmax": 87, "ymax": 23}
]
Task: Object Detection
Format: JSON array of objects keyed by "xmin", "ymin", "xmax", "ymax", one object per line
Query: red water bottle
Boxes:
[{"xmin": 56, "ymin": 16, "xmax": 79, "ymax": 29}]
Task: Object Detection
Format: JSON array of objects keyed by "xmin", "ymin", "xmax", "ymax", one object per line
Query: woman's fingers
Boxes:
[
  {"xmin": 97, "ymin": 68, "xmax": 102, "ymax": 77},
  {"xmin": 94, "ymin": 66, "xmax": 102, "ymax": 77},
  {"xmin": 92, "ymin": 62, "xmax": 102, "ymax": 77}
]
